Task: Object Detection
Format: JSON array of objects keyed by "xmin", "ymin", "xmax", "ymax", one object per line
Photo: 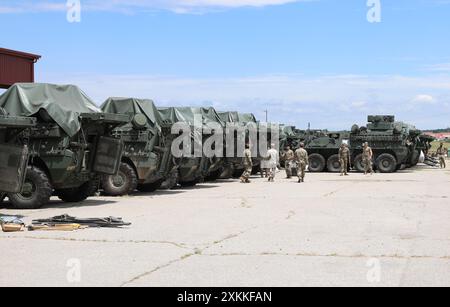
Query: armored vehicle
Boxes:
[
  {"xmin": 350, "ymin": 115, "xmax": 418, "ymax": 173},
  {"xmin": 217, "ymin": 112, "xmax": 260, "ymax": 178},
  {"xmin": 0, "ymin": 109, "xmax": 36, "ymax": 199},
  {"xmin": 100, "ymin": 97, "xmax": 176, "ymax": 195},
  {"xmin": 0, "ymin": 83, "xmax": 128, "ymax": 209},
  {"xmin": 279, "ymin": 126, "xmax": 350, "ymax": 173},
  {"xmin": 158, "ymin": 107, "xmax": 223, "ymax": 187}
]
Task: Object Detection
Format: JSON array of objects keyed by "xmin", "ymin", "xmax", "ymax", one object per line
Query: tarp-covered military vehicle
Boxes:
[
  {"xmin": 350, "ymin": 115, "xmax": 420, "ymax": 173},
  {"xmin": 158, "ymin": 107, "xmax": 224, "ymax": 187},
  {"xmin": 0, "ymin": 83, "xmax": 128, "ymax": 209},
  {"xmin": 101, "ymin": 97, "xmax": 177, "ymax": 195},
  {"xmin": 217, "ymin": 111, "xmax": 260, "ymax": 178},
  {"xmin": 0, "ymin": 108, "xmax": 36, "ymax": 196}
]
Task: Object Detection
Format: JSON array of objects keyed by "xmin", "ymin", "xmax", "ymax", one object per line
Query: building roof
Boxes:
[{"xmin": 0, "ymin": 48, "xmax": 41, "ymax": 62}]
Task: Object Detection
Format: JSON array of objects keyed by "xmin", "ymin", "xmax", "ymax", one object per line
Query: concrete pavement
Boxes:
[{"xmin": 1, "ymin": 165, "xmax": 449, "ymax": 287}]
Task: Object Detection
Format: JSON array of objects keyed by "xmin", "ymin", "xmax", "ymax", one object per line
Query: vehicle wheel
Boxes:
[
  {"xmin": 353, "ymin": 154, "xmax": 365, "ymax": 173},
  {"xmin": 327, "ymin": 154, "xmax": 341, "ymax": 173},
  {"xmin": 137, "ymin": 180, "xmax": 163, "ymax": 193},
  {"xmin": 180, "ymin": 180, "xmax": 197, "ymax": 187},
  {"xmin": 251, "ymin": 165, "xmax": 261, "ymax": 175},
  {"xmin": 376, "ymin": 153, "xmax": 397, "ymax": 173},
  {"xmin": 308, "ymin": 154, "xmax": 326, "ymax": 172},
  {"xmin": 205, "ymin": 169, "xmax": 221, "ymax": 182},
  {"xmin": 57, "ymin": 179, "xmax": 99, "ymax": 203},
  {"xmin": 232, "ymin": 168, "xmax": 244, "ymax": 179},
  {"xmin": 101, "ymin": 163, "xmax": 138, "ymax": 196},
  {"xmin": 8, "ymin": 167, "xmax": 52, "ymax": 209}
]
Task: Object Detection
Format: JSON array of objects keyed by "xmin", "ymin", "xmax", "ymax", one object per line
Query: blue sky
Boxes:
[{"xmin": 1, "ymin": 0, "xmax": 450, "ymax": 129}]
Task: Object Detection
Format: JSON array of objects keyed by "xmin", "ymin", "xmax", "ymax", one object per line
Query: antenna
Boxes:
[{"xmin": 264, "ymin": 110, "xmax": 268, "ymax": 122}]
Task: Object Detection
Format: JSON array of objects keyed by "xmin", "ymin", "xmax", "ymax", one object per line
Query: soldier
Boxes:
[
  {"xmin": 362, "ymin": 142, "xmax": 374, "ymax": 175},
  {"xmin": 266, "ymin": 143, "xmax": 280, "ymax": 182},
  {"xmin": 282, "ymin": 146, "xmax": 295, "ymax": 179},
  {"xmin": 295, "ymin": 143, "xmax": 309, "ymax": 183},
  {"xmin": 436, "ymin": 142, "xmax": 447, "ymax": 169},
  {"xmin": 339, "ymin": 143, "xmax": 351, "ymax": 176},
  {"xmin": 240, "ymin": 144, "xmax": 253, "ymax": 183}
]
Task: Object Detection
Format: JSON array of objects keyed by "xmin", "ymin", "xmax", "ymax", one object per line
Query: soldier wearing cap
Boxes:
[
  {"xmin": 295, "ymin": 143, "xmax": 309, "ymax": 183},
  {"xmin": 362, "ymin": 142, "xmax": 374, "ymax": 175},
  {"xmin": 339, "ymin": 143, "xmax": 351, "ymax": 176},
  {"xmin": 436, "ymin": 142, "xmax": 447, "ymax": 169}
]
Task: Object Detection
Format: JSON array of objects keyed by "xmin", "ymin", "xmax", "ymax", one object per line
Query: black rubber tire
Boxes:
[
  {"xmin": 327, "ymin": 154, "xmax": 341, "ymax": 173},
  {"xmin": 205, "ymin": 169, "xmax": 221, "ymax": 182},
  {"xmin": 353, "ymin": 154, "xmax": 365, "ymax": 173},
  {"xmin": 308, "ymin": 154, "xmax": 326, "ymax": 173},
  {"xmin": 56, "ymin": 179, "xmax": 99, "ymax": 203},
  {"xmin": 232, "ymin": 168, "xmax": 244, "ymax": 179},
  {"xmin": 137, "ymin": 180, "xmax": 163, "ymax": 193},
  {"xmin": 8, "ymin": 167, "xmax": 52, "ymax": 210},
  {"xmin": 180, "ymin": 180, "xmax": 197, "ymax": 188},
  {"xmin": 376, "ymin": 153, "xmax": 397, "ymax": 173},
  {"xmin": 101, "ymin": 163, "xmax": 138, "ymax": 196}
]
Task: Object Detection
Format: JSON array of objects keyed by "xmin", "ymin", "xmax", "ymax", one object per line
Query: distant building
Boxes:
[
  {"xmin": 0, "ymin": 48, "xmax": 41, "ymax": 89},
  {"xmin": 423, "ymin": 132, "xmax": 450, "ymax": 141}
]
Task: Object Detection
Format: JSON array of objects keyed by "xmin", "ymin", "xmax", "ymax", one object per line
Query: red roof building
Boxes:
[{"xmin": 0, "ymin": 48, "xmax": 41, "ymax": 89}]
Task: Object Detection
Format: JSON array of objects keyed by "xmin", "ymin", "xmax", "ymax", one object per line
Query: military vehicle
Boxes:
[
  {"xmin": 0, "ymin": 83, "xmax": 128, "ymax": 209},
  {"xmin": 350, "ymin": 115, "xmax": 419, "ymax": 173},
  {"xmin": 217, "ymin": 111, "xmax": 260, "ymax": 178},
  {"xmin": 0, "ymin": 109, "xmax": 36, "ymax": 201},
  {"xmin": 158, "ymin": 107, "xmax": 224, "ymax": 187},
  {"xmin": 100, "ymin": 98, "xmax": 177, "ymax": 195},
  {"xmin": 279, "ymin": 126, "xmax": 350, "ymax": 173}
]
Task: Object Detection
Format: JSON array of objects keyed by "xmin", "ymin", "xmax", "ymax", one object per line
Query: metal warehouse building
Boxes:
[{"xmin": 0, "ymin": 48, "xmax": 41, "ymax": 89}]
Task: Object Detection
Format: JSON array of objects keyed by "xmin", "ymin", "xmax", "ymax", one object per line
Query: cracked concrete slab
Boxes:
[{"xmin": 1, "ymin": 165, "xmax": 449, "ymax": 286}]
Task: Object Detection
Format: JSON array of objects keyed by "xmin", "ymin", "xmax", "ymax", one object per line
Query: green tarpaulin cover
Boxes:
[
  {"xmin": 101, "ymin": 97, "xmax": 161, "ymax": 132},
  {"xmin": 0, "ymin": 83, "xmax": 102, "ymax": 137},
  {"xmin": 158, "ymin": 107, "xmax": 224, "ymax": 127}
]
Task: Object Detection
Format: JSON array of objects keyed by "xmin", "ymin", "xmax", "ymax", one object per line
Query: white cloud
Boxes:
[
  {"xmin": 36, "ymin": 72, "xmax": 450, "ymax": 130},
  {"xmin": 426, "ymin": 63, "xmax": 450, "ymax": 72},
  {"xmin": 411, "ymin": 94, "xmax": 435, "ymax": 105},
  {"xmin": 0, "ymin": 0, "xmax": 307, "ymax": 14}
]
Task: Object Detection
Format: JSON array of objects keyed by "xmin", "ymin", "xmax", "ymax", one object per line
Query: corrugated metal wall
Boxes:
[{"xmin": 0, "ymin": 49, "xmax": 39, "ymax": 89}]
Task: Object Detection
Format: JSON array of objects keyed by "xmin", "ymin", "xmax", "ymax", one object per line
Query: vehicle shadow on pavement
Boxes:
[{"xmin": 0, "ymin": 199, "xmax": 117, "ymax": 210}]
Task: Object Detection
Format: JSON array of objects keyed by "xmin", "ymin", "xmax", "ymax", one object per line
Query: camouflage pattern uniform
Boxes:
[
  {"xmin": 240, "ymin": 148, "xmax": 253, "ymax": 183},
  {"xmin": 338, "ymin": 144, "xmax": 351, "ymax": 176},
  {"xmin": 295, "ymin": 147, "xmax": 309, "ymax": 183},
  {"xmin": 362, "ymin": 143, "xmax": 374, "ymax": 175},
  {"xmin": 283, "ymin": 148, "xmax": 295, "ymax": 178},
  {"xmin": 436, "ymin": 145, "xmax": 447, "ymax": 169}
]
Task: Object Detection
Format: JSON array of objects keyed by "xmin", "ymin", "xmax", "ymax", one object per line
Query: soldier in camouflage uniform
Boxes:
[
  {"xmin": 295, "ymin": 143, "xmax": 309, "ymax": 183},
  {"xmin": 436, "ymin": 143, "xmax": 447, "ymax": 169},
  {"xmin": 282, "ymin": 146, "xmax": 295, "ymax": 179},
  {"xmin": 362, "ymin": 142, "xmax": 374, "ymax": 175},
  {"xmin": 338, "ymin": 143, "xmax": 351, "ymax": 176},
  {"xmin": 240, "ymin": 144, "xmax": 253, "ymax": 183}
]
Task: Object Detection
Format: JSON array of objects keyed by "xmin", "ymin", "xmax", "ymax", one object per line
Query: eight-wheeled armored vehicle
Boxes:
[{"xmin": 100, "ymin": 97, "xmax": 177, "ymax": 195}]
